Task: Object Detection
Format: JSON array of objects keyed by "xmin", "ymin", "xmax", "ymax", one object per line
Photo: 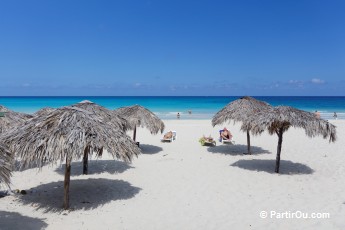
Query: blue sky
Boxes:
[{"xmin": 0, "ymin": 0, "xmax": 344, "ymax": 96}]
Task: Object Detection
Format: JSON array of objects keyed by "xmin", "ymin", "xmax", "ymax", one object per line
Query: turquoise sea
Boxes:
[{"xmin": 0, "ymin": 96, "xmax": 344, "ymax": 120}]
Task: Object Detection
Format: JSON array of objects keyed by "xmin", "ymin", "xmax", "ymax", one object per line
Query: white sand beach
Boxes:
[{"xmin": 0, "ymin": 119, "xmax": 344, "ymax": 230}]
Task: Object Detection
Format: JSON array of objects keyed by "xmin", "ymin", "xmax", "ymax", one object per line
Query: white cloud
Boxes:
[
  {"xmin": 311, "ymin": 78, "xmax": 325, "ymax": 84},
  {"xmin": 288, "ymin": 80, "xmax": 304, "ymax": 88},
  {"xmin": 131, "ymin": 82, "xmax": 154, "ymax": 90},
  {"xmin": 289, "ymin": 80, "xmax": 301, "ymax": 84}
]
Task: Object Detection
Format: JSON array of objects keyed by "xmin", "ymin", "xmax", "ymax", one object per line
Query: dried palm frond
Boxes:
[
  {"xmin": 0, "ymin": 105, "xmax": 33, "ymax": 133},
  {"xmin": 0, "ymin": 143, "xmax": 13, "ymax": 187},
  {"xmin": 33, "ymin": 107, "xmax": 56, "ymax": 117}
]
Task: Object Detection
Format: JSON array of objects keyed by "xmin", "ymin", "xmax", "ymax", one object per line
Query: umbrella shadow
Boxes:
[
  {"xmin": 207, "ymin": 144, "xmax": 271, "ymax": 155},
  {"xmin": 54, "ymin": 160, "xmax": 133, "ymax": 176},
  {"xmin": 13, "ymin": 160, "xmax": 49, "ymax": 172},
  {"xmin": 230, "ymin": 159, "xmax": 314, "ymax": 175},
  {"xmin": 16, "ymin": 178, "xmax": 141, "ymax": 213},
  {"xmin": 0, "ymin": 211, "xmax": 48, "ymax": 230},
  {"xmin": 140, "ymin": 144, "xmax": 163, "ymax": 154}
]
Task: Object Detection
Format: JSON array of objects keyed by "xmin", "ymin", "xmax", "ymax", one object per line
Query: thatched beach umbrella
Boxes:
[
  {"xmin": 71, "ymin": 100, "xmax": 130, "ymax": 174},
  {"xmin": 242, "ymin": 106, "xmax": 337, "ymax": 173},
  {"xmin": 115, "ymin": 105, "xmax": 165, "ymax": 142},
  {"xmin": 3, "ymin": 106, "xmax": 140, "ymax": 209},
  {"xmin": 72, "ymin": 100, "xmax": 129, "ymax": 131},
  {"xmin": 0, "ymin": 143, "xmax": 12, "ymax": 188},
  {"xmin": 212, "ymin": 96, "xmax": 272, "ymax": 154},
  {"xmin": 0, "ymin": 105, "xmax": 33, "ymax": 133},
  {"xmin": 33, "ymin": 107, "xmax": 56, "ymax": 117}
]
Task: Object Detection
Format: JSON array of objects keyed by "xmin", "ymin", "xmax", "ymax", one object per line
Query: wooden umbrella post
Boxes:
[
  {"xmin": 133, "ymin": 126, "xmax": 137, "ymax": 142},
  {"xmin": 63, "ymin": 154, "xmax": 72, "ymax": 210},
  {"xmin": 247, "ymin": 130, "xmax": 251, "ymax": 155},
  {"xmin": 83, "ymin": 146, "xmax": 89, "ymax": 175},
  {"xmin": 275, "ymin": 128, "xmax": 284, "ymax": 173}
]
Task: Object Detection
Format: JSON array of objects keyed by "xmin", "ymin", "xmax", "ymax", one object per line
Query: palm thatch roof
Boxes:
[
  {"xmin": 243, "ymin": 106, "xmax": 337, "ymax": 141},
  {"xmin": 72, "ymin": 100, "xmax": 129, "ymax": 131},
  {"xmin": 242, "ymin": 106, "xmax": 337, "ymax": 173},
  {"xmin": 0, "ymin": 143, "xmax": 12, "ymax": 187},
  {"xmin": 0, "ymin": 105, "xmax": 33, "ymax": 133},
  {"xmin": 2, "ymin": 106, "xmax": 140, "ymax": 209},
  {"xmin": 212, "ymin": 96, "xmax": 272, "ymax": 154},
  {"xmin": 4, "ymin": 106, "xmax": 140, "ymax": 167},
  {"xmin": 115, "ymin": 104, "xmax": 165, "ymax": 137},
  {"xmin": 212, "ymin": 96, "xmax": 271, "ymax": 126},
  {"xmin": 33, "ymin": 107, "xmax": 56, "ymax": 117}
]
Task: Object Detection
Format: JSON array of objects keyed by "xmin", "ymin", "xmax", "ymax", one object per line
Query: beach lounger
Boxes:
[
  {"xmin": 219, "ymin": 130, "xmax": 235, "ymax": 145},
  {"xmin": 199, "ymin": 136, "xmax": 216, "ymax": 146},
  {"xmin": 161, "ymin": 131, "xmax": 176, "ymax": 142},
  {"xmin": 221, "ymin": 139, "xmax": 235, "ymax": 145},
  {"xmin": 203, "ymin": 139, "xmax": 216, "ymax": 146}
]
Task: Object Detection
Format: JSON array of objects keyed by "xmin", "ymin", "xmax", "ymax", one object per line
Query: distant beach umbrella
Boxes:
[
  {"xmin": 242, "ymin": 106, "xmax": 337, "ymax": 173},
  {"xmin": 33, "ymin": 107, "xmax": 56, "ymax": 117},
  {"xmin": 115, "ymin": 105, "xmax": 165, "ymax": 142},
  {"xmin": 0, "ymin": 143, "xmax": 12, "ymax": 188},
  {"xmin": 71, "ymin": 100, "xmax": 130, "ymax": 174},
  {"xmin": 3, "ymin": 106, "xmax": 140, "ymax": 209},
  {"xmin": 0, "ymin": 105, "xmax": 33, "ymax": 134},
  {"xmin": 212, "ymin": 96, "xmax": 272, "ymax": 154}
]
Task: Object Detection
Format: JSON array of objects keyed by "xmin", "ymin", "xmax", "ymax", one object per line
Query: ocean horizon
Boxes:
[{"xmin": 0, "ymin": 96, "xmax": 344, "ymax": 120}]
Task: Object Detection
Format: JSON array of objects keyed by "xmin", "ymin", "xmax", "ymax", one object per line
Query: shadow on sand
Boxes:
[
  {"xmin": 207, "ymin": 144, "xmax": 271, "ymax": 155},
  {"xmin": 54, "ymin": 160, "xmax": 133, "ymax": 176},
  {"xmin": 231, "ymin": 159, "xmax": 314, "ymax": 175},
  {"xmin": 140, "ymin": 144, "xmax": 163, "ymax": 154},
  {"xmin": 16, "ymin": 178, "xmax": 141, "ymax": 213},
  {"xmin": 13, "ymin": 160, "xmax": 48, "ymax": 172},
  {"xmin": 0, "ymin": 211, "xmax": 48, "ymax": 230}
]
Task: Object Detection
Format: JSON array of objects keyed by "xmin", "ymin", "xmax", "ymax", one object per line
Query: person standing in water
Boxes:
[
  {"xmin": 333, "ymin": 112, "xmax": 337, "ymax": 119},
  {"xmin": 177, "ymin": 112, "xmax": 180, "ymax": 119}
]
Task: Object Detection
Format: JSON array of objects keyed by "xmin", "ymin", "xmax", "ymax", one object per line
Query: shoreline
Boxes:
[{"xmin": 1, "ymin": 96, "xmax": 345, "ymax": 120}]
